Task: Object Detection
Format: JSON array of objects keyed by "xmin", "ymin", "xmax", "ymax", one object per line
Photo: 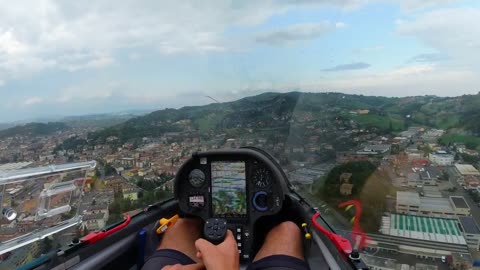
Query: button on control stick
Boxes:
[{"xmin": 204, "ymin": 218, "xmax": 227, "ymax": 245}]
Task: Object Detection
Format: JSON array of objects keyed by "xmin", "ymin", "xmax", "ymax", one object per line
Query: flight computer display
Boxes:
[{"xmin": 211, "ymin": 161, "xmax": 247, "ymax": 217}]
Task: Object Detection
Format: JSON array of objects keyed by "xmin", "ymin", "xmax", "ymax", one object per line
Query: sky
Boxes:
[{"xmin": 0, "ymin": 0, "xmax": 480, "ymax": 122}]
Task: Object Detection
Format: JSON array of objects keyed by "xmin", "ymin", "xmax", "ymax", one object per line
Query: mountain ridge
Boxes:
[
  {"xmin": 0, "ymin": 122, "xmax": 70, "ymax": 138},
  {"xmin": 85, "ymin": 91, "xmax": 479, "ymax": 145},
  {"xmin": 2, "ymin": 92, "xmax": 479, "ymax": 142}
]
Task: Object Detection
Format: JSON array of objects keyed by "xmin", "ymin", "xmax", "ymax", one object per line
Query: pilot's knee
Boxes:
[{"xmin": 271, "ymin": 221, "xmax": 301, "ymax": 239}]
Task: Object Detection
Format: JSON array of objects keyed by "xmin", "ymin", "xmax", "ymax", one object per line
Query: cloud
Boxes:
[
  {"xmin": 0, "ymin": 0, "xmax": 458, "ymax": 84},
  {"xmin": 276, "ymin": 0, "xmax": 370, "ymax": 10},
  {"xmin": 392, "ymin": 0, "xmax": 456, "ymax": 11},
  {"xmin": 255, "ymin": 22, "xmax": 344, "ymax": 45},
  {"xmin": 281, "ymin": 0, "xmax": 456, "ymax": 11},
  {"xmin": 0, "ymin": 1, "xmax": 298, "ymax": 82},
  {"xmin": 23, "ymin": 97, "xmax": 44, "ymax": 106},
  {"xmin": 397, "ymin": 7, "xmax": 480, "ymax": 66},
  {"xmin": 238, "ymin": 64, "xmax": 479, "ymax": 97},
  {"xmin": 322, "ymin": 64, "xmax": 478, "ymax": 97},
  {"xmin": 56, "ymin": 81, "xmax": 124, "ymax": 103},
  {"xmin": 408, "ymin": 53, "xmax": 447, "ymax": 63},
  {"xmin": 63, "ymin": 54, "xmax": 115, "ymax": 72},
  {"xmin": 0, "ymin": 31, "xmax": 29, "ymax": 55},
  {"xmin": 321, "ymin": 62, "xmax": 371, "ymax": 72}
]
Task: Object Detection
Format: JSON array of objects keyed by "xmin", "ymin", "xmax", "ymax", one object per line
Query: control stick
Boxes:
[{"xmin": 203, "ymin": 218, "xmax": 227, "ymax": 245}]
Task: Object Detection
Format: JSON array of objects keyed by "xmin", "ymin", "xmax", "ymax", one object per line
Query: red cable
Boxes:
[
  {"xmin": 81, "ymin": 215, "xmax": 131, "ymax": 244},
  {"xmin": 337, "ymin": 200, "xmax": 369, "ymax": 249},
  {"xmin": 311, "ymin": 212, "xmax": 352, "ymax": 255}
]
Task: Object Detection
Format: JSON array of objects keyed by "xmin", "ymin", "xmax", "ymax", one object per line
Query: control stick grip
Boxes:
[{"xmin": 203, "ymin": 218, "xmax": 227, "ymax": 245}]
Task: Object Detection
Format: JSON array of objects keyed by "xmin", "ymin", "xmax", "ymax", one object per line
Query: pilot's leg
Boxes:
[
  {"xmin": 142, "ymin": 218, "xmax": 202, "ymax": 270},
  {"xmin": 249, "ymin": 221, "xmax": 310, "ymax": 270}
]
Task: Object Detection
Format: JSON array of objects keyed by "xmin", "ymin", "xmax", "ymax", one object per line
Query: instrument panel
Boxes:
[{"xmin": 174, "ymin": 149, "xmax": 288, "ymax": 260}]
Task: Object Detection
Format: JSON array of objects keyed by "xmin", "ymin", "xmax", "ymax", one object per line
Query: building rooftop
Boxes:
[
  {"xmin": 450, "ymin": 196, "xmax": 469, "ymax": 209},
  {"xmin": 414, "ymin": 263, "xmax": 439, "ymax": 270},
  {"xmin": 430, "ymin": 152, "xmax": 454, "ymax": 157},
  {"xmin": 423, "ymin": 186, "xmax": 443, "ymax": 198},
  {"xmin": 0, "ymin": 161, "xmax": 33, "ymax": 171},
  {"xmin": 420, "ymin": 197, "xmax": 454, "ymax": 212},
  {"xmin": 455, "ymin": 164, "xmax": 480, "ymax": 176},
  {"xmin": 364, "ymin": 144, "xmax": 391, "ymax": 153},
  {"xmin": 382, "ymin": 214, "xmax": 465, "ymax": 245},
  {"xmin": 0, "ymin": 227, "xmax": 17, "ymax": 235},
  {"xmin": 83, "ymin": 213, "xmax": 106, "ymax": 221},
  {"xmin": 397, "ymin": 191, "xmax": 421, "ymax": 206},
  {"xmin": 459, "ymin": 216, "xmax": 480, "ymax": 235}
]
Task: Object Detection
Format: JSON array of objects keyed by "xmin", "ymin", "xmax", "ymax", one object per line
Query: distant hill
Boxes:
[
  {"xmin": 0, "ymin": 123, "xmax": 16, "ymax": 131},
  {"xmin": 85, "ymin": 91, "xmax": 480, "ymax": 145},
  {"xmin": 0, "ymin": 122, "xmax": 69, "ymax": 138},
  {"xmin": 0, "ymin": 111, "xmax": 151, "ymax": 138},
  {"xmin": 0, "ymin": 110, "xmax": 151, "ymax": 132},
  {"xmin": 61, "ymin": 113, "xmax": 150, "ymax": 129}
]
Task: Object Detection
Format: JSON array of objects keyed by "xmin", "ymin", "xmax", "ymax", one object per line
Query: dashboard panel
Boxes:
[{"xmin": 174, "ymin": 148, "xmax": 288, "ymax": 260}]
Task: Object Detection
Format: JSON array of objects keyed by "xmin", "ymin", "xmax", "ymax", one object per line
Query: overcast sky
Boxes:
[{"xmin": 1, "ymin": 0, "xmax": 479, "ymax": 122}]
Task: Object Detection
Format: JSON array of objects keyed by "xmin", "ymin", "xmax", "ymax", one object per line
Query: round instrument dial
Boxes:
[
  {"xmin": 189, "ymin": 169, "xmax": 206, "ymax": 188},
  {"xmin": 252, "ymin": 167, "xmax": 272, "ymax": 188}
]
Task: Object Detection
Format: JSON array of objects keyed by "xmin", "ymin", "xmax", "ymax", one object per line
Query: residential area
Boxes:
[{"xmin": 0, "ymin": 114, "xmax": 480, "ymax": 269}]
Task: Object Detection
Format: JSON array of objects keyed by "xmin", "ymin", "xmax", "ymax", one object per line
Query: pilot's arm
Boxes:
[
  {"xmin": 195, "ymin": 230, "xmax": 240, "ymax": 270},
  {"xmin": 160, "ymin": 230, "xmax": 239, "ymax": 270}
]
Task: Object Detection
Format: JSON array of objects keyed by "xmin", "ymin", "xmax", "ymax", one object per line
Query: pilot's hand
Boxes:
[
  {"xmin": 161, "ymin": 263, "xmax": 205, "ymax": 270},
  {"xmin": 195, "ymin": 230, "xmax": 239, "ymax": 270}
]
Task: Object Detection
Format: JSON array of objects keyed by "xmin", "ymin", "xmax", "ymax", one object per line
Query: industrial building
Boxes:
[
  {"xmin": 381, "ymin": 214, "xmax": 466, "ymax": 245},
  {"xmin": 396, "ymin": 191, "xmax": 470, "ymax": 217},
  {"xmin": 450, "ymin": 196, "xmax": 471, "ymax": 216},
  {"xmin": 451, "ymin": 164, "xmax": 480, "ymax": 186},
  {"xmin": 458, "ymin": 216, "xmax": 480, "ymax": 251},
  {"xmin": 455, "ymin": 164, "xmax": 480, "ymax": 176}
]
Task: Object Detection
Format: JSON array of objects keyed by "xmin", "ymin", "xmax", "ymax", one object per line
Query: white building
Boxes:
[
  {"xmin": 429, "ymin": 151, "xmax": 454, "ymax": 166},
  {"xmin": 455, "ymin": 164, "xmax": 480, "ymax": 176},
  {"xmin": 82, "ymin": 213, "xmax": 107, "ymax": 231}
]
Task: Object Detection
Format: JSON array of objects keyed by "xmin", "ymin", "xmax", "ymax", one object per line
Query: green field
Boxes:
[
  {"xmin": 351, "ymin": 114, "xmax": 404, "ymax": 131},
  {"xmin": 439, "ymin": 133, "xmax": 480, "ymax": 151},
  {"xmin": 196, "ymin": 112, "xmax": 228, "ymax": 133},
  {"xmin": 435, "ymin": 115, "xmax": 460, "ymax": 129}
]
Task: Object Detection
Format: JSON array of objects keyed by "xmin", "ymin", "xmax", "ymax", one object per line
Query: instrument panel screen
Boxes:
[{"xmin": 211, "ymin": 161, "xmax": 247, "ymax": 217}]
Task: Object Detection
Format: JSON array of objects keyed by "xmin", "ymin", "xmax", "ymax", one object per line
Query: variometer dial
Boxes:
[
  {"xmin": 252, "ymin": 167, "xmax": 272, "ymax": 188},
  {"xmin": 189, "ymin": 169, "xmax": 205, "ymax": 188}
]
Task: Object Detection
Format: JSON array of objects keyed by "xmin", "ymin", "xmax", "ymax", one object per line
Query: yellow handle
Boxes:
[
  {"xmin": 156, "ymin": 214, "xmax": 179, "ymax": 234},
  {"xmin": 302, "ymin": 223, "xmax": 311, "ymax": 240}
]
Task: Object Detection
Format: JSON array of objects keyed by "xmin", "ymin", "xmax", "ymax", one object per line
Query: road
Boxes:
[
  {"xmin": 336, "ymin": 229, "xmax": 470, "ymax": 254},
  {"xmin": 363, "ymin": 249, "xmax": 449, "ymax": 269}
]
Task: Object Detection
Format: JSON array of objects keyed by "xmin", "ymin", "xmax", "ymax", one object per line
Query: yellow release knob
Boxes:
[{"xmin": 156, "ymin": 214, "xmax": 179, "ymax": 235}]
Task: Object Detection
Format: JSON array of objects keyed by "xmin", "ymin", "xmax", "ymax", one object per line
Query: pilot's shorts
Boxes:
[{"xmin": 142, "ymin": 249, "xmax": 311, "ymax": 270}]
